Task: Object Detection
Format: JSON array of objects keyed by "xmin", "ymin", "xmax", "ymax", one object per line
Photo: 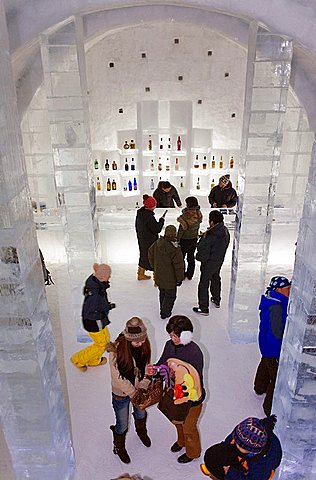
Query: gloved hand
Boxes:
[
  {"xmin": 137, "ymin": 378, "xmax": 151, "ymax": 390},
  {"xmin": 176, "ymin": 281, "xmax": 182, "ymax": 287},
  {"xmin": 109, "ymin": 302, "xmax": 116, "ymax": 310}
]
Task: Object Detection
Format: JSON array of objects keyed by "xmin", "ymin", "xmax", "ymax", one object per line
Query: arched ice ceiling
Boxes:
[{"xmin": 4, "ymin": 0, "xmax": 316, "ymax": 131}]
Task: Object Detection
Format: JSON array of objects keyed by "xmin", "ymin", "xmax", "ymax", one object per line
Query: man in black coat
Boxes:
[
  {"xmin": 153, "ymin": 181, "xmax": 182, "ymax": 208},
  {"xmin": 208, "ymin": 174, "xmax": 237, "ymax": 208},
  {"xmin": 193, "ymin": 210, "xmax": 230, "ymax": 314}
]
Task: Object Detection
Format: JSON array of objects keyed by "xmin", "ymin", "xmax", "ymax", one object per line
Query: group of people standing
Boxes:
[{"xmin": 69, "ymin": 171, "xmax": 289, "ymax": 479}]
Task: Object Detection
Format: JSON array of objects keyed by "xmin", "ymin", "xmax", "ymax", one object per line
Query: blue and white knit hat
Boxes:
[
  {"xmin": 233, "ymin": 417, "xmax": 268, "ymax": 453},
  {"xmin": 267, "ymin": 276, "xmax": 291, "ymax": 291}
]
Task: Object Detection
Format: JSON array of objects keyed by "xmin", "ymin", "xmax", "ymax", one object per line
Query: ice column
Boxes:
[
  {"xmin": 0, "ymin": 3, "xmax": 75, "ymax": 479},
  {"xmin": 40, "ymin": 18, "xmax": 98, "ymax": 341},
  {"xmin": 273, "ymin": 140, "xmax": 316, "ymax": 480},
  {"xmin": 279, "ymin": 105, "xmax": 313, "ymax": 216},
  {"xmin": 228, "ymin": 24, "xmax": 293, "ymax": 342},
  {"xmin": 21, "ymin": 89, "xmax": 57, "ymax": 212}
]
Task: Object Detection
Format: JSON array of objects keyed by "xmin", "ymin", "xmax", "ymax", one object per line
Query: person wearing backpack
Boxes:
[{"xmin": 70, "ymin": 263, "xmax": 115, "ymax": 371}]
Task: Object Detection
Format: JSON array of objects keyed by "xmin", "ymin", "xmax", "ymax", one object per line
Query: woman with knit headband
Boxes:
[{"xmin": 107, "ymin": 317, "xmax": 152, "ymax": 464}]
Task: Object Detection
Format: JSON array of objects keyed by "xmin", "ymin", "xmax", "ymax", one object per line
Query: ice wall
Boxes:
[
  {"xmin": 0, "ymin": 2, "xmax": 75, "ymax": 478},
  {"xmin": 228, "ymin": 23, "xmax": 293, "ymax": 342},
  {"xmin": 40, "ymin": 18, "xmax": 99, "ymax": 341},
  {"xmin": 273, "ymin": 140, "xmax": 316, "ymax": 480}
]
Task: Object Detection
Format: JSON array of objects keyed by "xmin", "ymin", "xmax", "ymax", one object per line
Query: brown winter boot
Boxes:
[
  {"xmin": 110, "ymin": 425, "xmax": 131, "ymax": 464},
  {"xmin": 133, "ymin": 413, "xmax": 151, "ymax": 447},
  {"xmin": 137, "ymin": 266, "xmax": 151, "ymax": 280}
]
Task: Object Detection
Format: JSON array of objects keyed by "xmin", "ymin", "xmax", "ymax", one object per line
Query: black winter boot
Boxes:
[
  {"xmin": 133, "ymin": 413, "xmax": 151, "ymax": 447},
  {"xmin": 110, "ymin": 425, "xmax": 131, "ymax": 463}
]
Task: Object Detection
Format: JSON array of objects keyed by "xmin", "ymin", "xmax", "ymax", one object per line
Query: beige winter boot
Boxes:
[{"xmin": 137, "ymin": 266, "xmax": 151, "ymax": 280}]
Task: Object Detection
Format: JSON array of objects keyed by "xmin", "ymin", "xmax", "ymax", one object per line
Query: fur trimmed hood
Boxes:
[{"xmin": 177, "ymin": 207, "xmax": 203, "ymax": 230}]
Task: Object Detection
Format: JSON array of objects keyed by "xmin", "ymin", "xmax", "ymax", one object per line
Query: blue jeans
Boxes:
[{"xmin": 112, "ymin": 393, "xmax": 146, "ymax": 434}]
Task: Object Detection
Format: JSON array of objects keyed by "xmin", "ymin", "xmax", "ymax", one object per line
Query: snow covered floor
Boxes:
[{"xmin": 45, "ymin": 223, "xmax": 297, "ymax": 480}]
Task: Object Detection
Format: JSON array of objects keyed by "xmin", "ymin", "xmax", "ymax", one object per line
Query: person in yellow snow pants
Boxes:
[
  {"xmin": 71, "ymin": 326, "xmax": 110, "ymax": 369},
  {"xmin": 71, "ymin": 263, "xmax": 115, "ymax": 372}
]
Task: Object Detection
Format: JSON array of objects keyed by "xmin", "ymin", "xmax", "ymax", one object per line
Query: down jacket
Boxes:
[
  {"xmin": 82, "ymin": 274, "xmax": 111, "ymax": 332},
  {"xmin": 135, "ymin": 206, "xmax": 165, "ymax": 270},
  {"xmin": 148, "ymin": 236, "xmax": 184, "ymax": 290},
  {"xmin": 258, "ymin": 290, "xmax": 289, "ymax": 358},
  {"xmin": 196, "ymin": 221, "xmax": 230, "ymax": 273},
  {"xmin": 177, "ymin": 206, "xmax": 203, "ymax": 240},
  {"xmin": 208, "ymin": 182, "xmax": 238, "ymax": 208},
  {"xmin": 153, "ymin": 184, "xmax": 182, "ymax": 208}
]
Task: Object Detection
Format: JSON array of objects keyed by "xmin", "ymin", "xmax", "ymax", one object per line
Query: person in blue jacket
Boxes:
[
  {"xmin": 254, "ymin": 276, "xmax": 291, "ymax": 415},
  {"xmin": 201, "ymin": 415, "xmax": 282, "ymax": 480}
]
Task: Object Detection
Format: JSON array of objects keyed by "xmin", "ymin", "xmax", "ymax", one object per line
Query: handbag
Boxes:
[
  {"xmin": 158, "ymin": 387, "xmax": 192, "ymax": 423},
  {"xmin": 131, "ymin": 377, "xmax": 163, "ymax": 410}
]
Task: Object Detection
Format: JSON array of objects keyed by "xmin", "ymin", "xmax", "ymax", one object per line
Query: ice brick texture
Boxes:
[
  {"xmin": 40, "ymin": 18, "xmax": 98, "ymax": 341},
  {"xmin": 0, "ymin": 4, "xmax": 75, "ymax": 479},
  {"xmin": 228, "ymin": 25, "xmax": 293, "ymax": 342},
  {"xmin": 273, "ymin": 140, "xmax": 316, "ymax": 480}
]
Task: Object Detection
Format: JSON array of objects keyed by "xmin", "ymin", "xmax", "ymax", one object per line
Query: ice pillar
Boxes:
[
  {"xmin": 273, "ymin": 140, "xmax": 316, "ymax": 480},
  {"xmin": 40, "ymin": 18, "xmax": 99, "ymax": 341},
  {"xmin": 0, "ymin": 3, "xmax": 75, "ymax": 478},
  {"xmin": 228, "ymin": 24, "xmax": 293, "ymax": 342}
]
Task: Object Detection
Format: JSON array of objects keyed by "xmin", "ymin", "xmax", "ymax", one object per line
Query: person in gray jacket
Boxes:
[{"xmin": 193, "ymin": 210, "xmax": 230, "ymax": 314}]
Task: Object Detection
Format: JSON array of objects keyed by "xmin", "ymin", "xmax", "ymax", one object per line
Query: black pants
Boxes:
[
  {"xmin": 198, "ymin": 266, "xmax": 221, "ymax": 310},
  {"xmin": 159, "ymin": 287, "xmax": 177, "ymax": 319},
  {"xmin": 254, "ymin": 357, "xmax": 278, "ymax": 416},
  {"xmin": 180, "ymin": 239, "xmax": 197, "ymax": 279}
]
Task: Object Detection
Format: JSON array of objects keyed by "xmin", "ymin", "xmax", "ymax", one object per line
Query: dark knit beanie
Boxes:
[
  {"xmin": 233, "ymin": 417, "xmax": 268, "ymax": 453},
  {"xmin": 203, "ymin": 443, "xmax": 245, "ymax": 479},
  {"xmin": 123, "ymin": 317, "xmax": 147, "ymax": 342}
]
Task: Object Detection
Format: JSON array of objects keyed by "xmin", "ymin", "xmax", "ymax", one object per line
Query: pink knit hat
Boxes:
[
  {"xmin": 93, "ymin": 263, "xmax": 111, "ymax": 282},
  {"xmin": 143, "ymin": 194, "xmax": 157, "ymax": 209}
]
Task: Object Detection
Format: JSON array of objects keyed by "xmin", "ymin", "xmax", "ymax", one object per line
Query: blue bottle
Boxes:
[{"xmin": 128, "ymin": 180, "xmax": 133, "ymax": 191}]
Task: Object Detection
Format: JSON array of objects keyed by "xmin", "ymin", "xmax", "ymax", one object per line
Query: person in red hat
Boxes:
[{"xmin": 135, "ymin": 194, "xmax": 166, "ymax": 280}]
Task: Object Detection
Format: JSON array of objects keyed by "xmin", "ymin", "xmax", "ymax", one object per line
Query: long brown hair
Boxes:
[{"xmin": 115, "ymin": 333, "xmax": 151, "ymax": 379}]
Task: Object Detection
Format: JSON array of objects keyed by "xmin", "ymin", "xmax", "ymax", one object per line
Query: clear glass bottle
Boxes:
[
  {"xmin": 150, "ymin": 178, "xmax": 155, "ymax": 190},
  {"xmin": 123, "ymin": 180, "xmax": 127, "ymax": 191}
]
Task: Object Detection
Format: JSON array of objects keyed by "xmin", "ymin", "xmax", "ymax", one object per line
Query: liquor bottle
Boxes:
[
  {"xmin": 130, "ymin": 140, "xmax": 136, "ymax": 149},
  {"xmin": 180, "ymin": 176, "xmax": 184, "ymax": 188},
  {"xmin": 211, "ymin": 178, "xmax": 215, "ymax": 189},
  {"xmin": 128, "ymin": 180, "xmax": 133, "ymax": 191},
  {"xmin": 203, "ymin": 156, "xmax": 207, "ymax": 170},
  {"xmin": 150, "ymin": 178, "xmax": 155, "ymax": 190},
  {"xmin": 131, "ymin": 158, "xmax": 135, "ymax": 171},
  {"xmin": 123, "ymin": 180, "xmax": 127, "ymax": 191},
  {"xmin": 230, "ymin": 156, "xmax": 234, "ymax": 169},
  {"xmin": 96, "ymin": 176, "xmax": 101, "ymax": 191},
  {"xmin": 166, "ymin": 157, "xmax": 170, "ymax": 171},
  {"xmin": 160, "ymin": 137, "xmax": 163, "ymax": 150},
  {"xmin": 133, "ymin": 177, "xmax": 138, "ymax": 190},
  {"xmin": 148, "ymin": 135, "xmax": 152, "ymax": 151},
  {"xmin": 194, "ymin": 154, "xmax": 199, "ymax": 169},
  {"xmin": 94, "ymin": 159, "xmax": 99, "ymax": 170},
  {"xmin": 105, "ymin": 159, "xmax": 110, "ymax": 171},
  {"xmin": 177, "ymin": 135, "xmax": 181, "ymax": 151},
  {"xmin": 150, "ymin": 159, "xmax": 155, "ymax": 171},
  {"xmin": 106, "ymin": 178, "xmax": 111, "ymax": 191},
  {"xmin": 196, "ymin": 177, "xmax": 201, "ymax": 190},
  {"xmin": 211, "ymin": 156, "xmax": 216, "ymax": 169},
  {"xmin": 124, "ymin": 158, "xmax": 129, "ymax": 171},
  {"xmin": 219, "ymin": 156, "xmax": 223, "ymax": 168},
  {"xmin": 135, "ymin": 202, "xmax": 139, "ymax": 209},
  {"xmin": 175, "ymin": 157, "xmax": 179, "ymax": 171},
  {"xmin": 168, "ymin": 137, "xmax": 171, "ymax": 150},
  {"xmin": 158, "ymin": 160, "xmax": 162, "ymax": 171},
  {"xmin": 112, "ymin": 179, "xmax": 117, "ymax": 191},
  {"xmin": 112, "ymin": 160, "xmax": 117, "ymax": 170},
  {"xmin": 123, "ymin": 141, "xmax": 129, "ymax": 150}
]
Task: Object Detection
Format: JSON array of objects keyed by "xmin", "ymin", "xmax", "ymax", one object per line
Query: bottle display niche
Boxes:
[
  {"xmin": 189, "ymin": 129, "xmax": 239, "ymax": 197},
  {"xmin": 92, "ymin": 103, "xmax": 239, "ymax": 204}
]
